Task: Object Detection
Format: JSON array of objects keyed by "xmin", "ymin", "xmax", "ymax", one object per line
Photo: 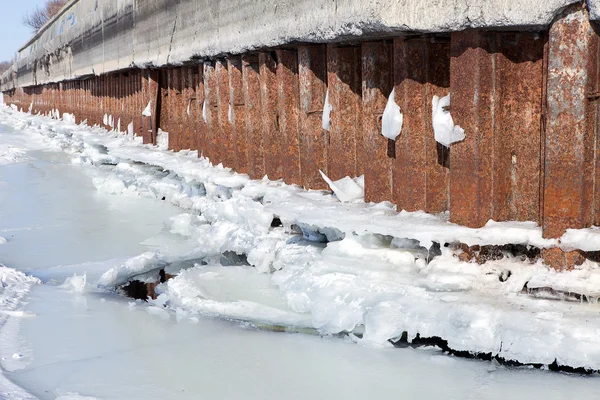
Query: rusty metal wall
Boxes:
[{"xmin": 5, "ymin": 17, "xmax": 600, "ymax": 269}]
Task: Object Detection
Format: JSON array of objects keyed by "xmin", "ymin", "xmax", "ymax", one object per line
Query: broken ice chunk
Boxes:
[
  {"xmin": 381, "ymin": 88, "xmax": 403, "ymax": 140},
  {"xmin": 322, "ymin": 89, "xmax": 332, "ymax": 131},
  {"xmin": 432, "ymin": 94, "xmax": 465, "ymax": 147},
  {"xmin": 319, "ymin": 170, "xmax": 364, "ymax": 203}
]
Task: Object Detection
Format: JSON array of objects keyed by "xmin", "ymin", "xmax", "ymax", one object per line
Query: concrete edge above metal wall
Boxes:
[{"xmin": 2, "ymin": 0, "xmax": 600, "ymax": 90}]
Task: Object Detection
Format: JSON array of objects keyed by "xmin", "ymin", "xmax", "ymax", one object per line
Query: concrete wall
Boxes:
[{"xmin": 2, "ymin": 0, "xmax": 598, "ymax": 90}]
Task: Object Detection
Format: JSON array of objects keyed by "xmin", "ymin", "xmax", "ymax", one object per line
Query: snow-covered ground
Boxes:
[{"xmin": 0, "ymin": 106, "xmax": 600, "ymax": 398}]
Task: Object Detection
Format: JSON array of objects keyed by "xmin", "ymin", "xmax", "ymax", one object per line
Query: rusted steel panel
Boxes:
[
  {"xmin": 361, "ymin": 41, "xmax": 393, "ymax": 203},
  {"xmin": 108, "ymin": 75, "xmax": 114, "ymax": 129},
  {"xmin": 141, "ymin": 71, "xmax": 152, "ymax": 144},
  {"xmin": 392, "ymin": 38, "xmax": 429, "ymax": 212},
  {"xmin": 276, "ymin": 49, "xmax": 302, "ymax": 186},
  {"xmin": 493, "ymin": 33, "xmax": 544, "ymax": 223},
  {"xmin": 259, "ymin": 52, "xmax": 283, "ymax": 180},
  {"xmin": 544, "ymin": 4, "xmax": 598, "ymax": 239},
  {"xmin": 149, "ymin": 70, "xmax": 160, "ymax": 145},
  {"xmin": 449, "ymin": 31, "xmax": 495, "ymax": 228},
  {"xmin": 451, "ymin": 31, "xmax": 545, "ymax": 227},
  {"xmin": 203, "ymin": 61, "xmax": 219, "ymax": 164},
  {"xmin": 182, "ymin": 66, "xmax": 193, "ymax": 150},
  {"xmin": 425, "ymin": 40, "xmax": 452, "ymax": 213},
  {"xmin": 181, "ymin": 66, "xmax": 196, "ymax": 151},
  {"xmin": 124, "ymin": 73, "xmax": 131, "ymax": 132},
  {"xmin": 117, "ymin": 74, "xmax": 123, "ymax": 131},
  {"xmin": 107, "ymin": 75, "xmax": 113, "ymax": 128},
  {"xmin": 228, "ymin": 56, "xmax": 249, "ymax": 174},
  {"xmin": 171, "ymin": 68, "xmax": 180, "ymax": 149},
  {"xmin": 134, "ymin": 71, "xmax": 143, "ymax": 137},
  {"xmin": 216, "ymin": 60, "xmax": 236, "ymax": 167},
  {"xmin": 393, "ymin": 38, "xmax": 451, "ymax": 213},
  {"xmin": 327, "ymin": 45, "xmax": 362, "ymax": 181},
  {"xmin": 242, "ymin": 54, "xmax": 265, "ymax": 179},
  {"xmin": 159, "ymin": 69, "xmax": 170, "ymax": 137},
  {"xmin": 298, "ymin": 45, "xmax": 328, "ymax": 190},
  {"xmin": 194, "ymin": 66, "xmax": 207, "ymax": 156}
]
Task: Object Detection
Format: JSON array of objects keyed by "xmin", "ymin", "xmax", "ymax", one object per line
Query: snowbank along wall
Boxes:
[{"xmin": 3, "ymin": 0, "xmax": 600, "ymax": 269}]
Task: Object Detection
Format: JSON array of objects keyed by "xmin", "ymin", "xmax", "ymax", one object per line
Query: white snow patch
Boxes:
[
  {"xmin": 432, "ymin": 94, "xmax": 465, "ymax": 147},
  {"xmin": 319, "ymin": 170, "xmax": 364, "ymax": 203},
  {"xmin": 202, "ymin": 99, "xmax": 208, "ymax": 123},
  {"xmin": 0, "ymin": 237, "xmax": 6, "ymax": 244},
  {"xmin": 381, "ymin": 88, "xmax": 403, "ymax": 140},
  {"xmin": 156, "ymin": 129, "xmax": 169, "ymax": 150},
  {"xmin": 322, "ymin": 89, "xmax": 332, "ymax": 131},
  {"xmin": 63, "ymin": 113, "xmax": 76, "ymax": 124},
  {"xmin": 142, "ymin": 101, "xmax": 152, "ymax": 117}
]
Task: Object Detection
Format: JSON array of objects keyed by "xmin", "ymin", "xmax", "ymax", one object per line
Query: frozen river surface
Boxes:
[{"xmin": 0, "ymin": 120, "xmax": 599, "ymax": 399}]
